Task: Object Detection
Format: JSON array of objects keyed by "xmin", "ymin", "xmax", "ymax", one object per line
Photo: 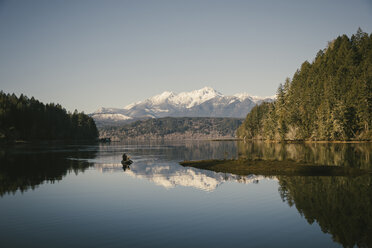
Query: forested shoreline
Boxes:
[
  {"xmin": 99, "ymin": 117, "xmax": 243, "ymax": 140},
  {"xmin": 237, "ymin": 29, "xmax": 372, "ymax": 141},
  {"xmin": 0, "ymin": 92, "xmax": 98, "ymax": 143}
]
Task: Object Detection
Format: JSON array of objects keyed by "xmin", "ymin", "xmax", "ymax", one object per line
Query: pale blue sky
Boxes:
[{"xmin": 1, "ymin": 0, "xmax": 371, "ymax": 113}]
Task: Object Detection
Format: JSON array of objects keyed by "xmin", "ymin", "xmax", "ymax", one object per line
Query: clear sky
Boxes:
[{"xmin": 1, "ymin": 0, "xmax": 372, "ymax": 113}]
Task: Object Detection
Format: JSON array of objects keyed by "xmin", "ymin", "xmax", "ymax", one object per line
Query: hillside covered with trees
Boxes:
[
  {"xmin": 99, "ymin": 117, "xmax": 243, "ymax": 140},
  {"xmin": 237, "ymin": 29, "xmax": 372, "ymax": 141},
  {"xmin": 0, "ymin": 92, "xmax": 98, "ymax": 142}
]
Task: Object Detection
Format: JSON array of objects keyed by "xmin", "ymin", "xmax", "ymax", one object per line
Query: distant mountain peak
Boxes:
[
  {"xmin": 172, "ymin": 86, "xmax": 223, "ymax": 108},
  {"xmin": 147, "ymin": 91, "xmax": 175, "ymax": 105},
  {"xmin": 233, "ymin": 93, "xmax": 252, "ymax": 101},
  {"xmin": 198, "ymin": 86, "xmax": 221, "ymax": 94}
]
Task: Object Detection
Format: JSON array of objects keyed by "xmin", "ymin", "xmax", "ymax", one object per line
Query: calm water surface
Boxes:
[{"xmin": 0, "ymin": 141, "xmax": 371, "ymax": 247}]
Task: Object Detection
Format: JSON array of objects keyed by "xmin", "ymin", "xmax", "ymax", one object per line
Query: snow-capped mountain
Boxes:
[{"xmin": 92, "ymin": 87, "xmax": 274, "ymax": 125}]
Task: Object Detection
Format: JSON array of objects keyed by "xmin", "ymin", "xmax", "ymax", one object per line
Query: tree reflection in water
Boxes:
[
  {"xmin": 278, "ymin": 175, "xmax": 372, "ymax": 248},
  {"xmin": 187, "ymin": 141, "xmax": 372, "ymax": 247},
  {"xmin": 0, "ymin": 145, "xmax": 97, "ymax": 196},
  {"xmin": 238, "ymin": 141, "xmax": 372, "ymax": 169}
]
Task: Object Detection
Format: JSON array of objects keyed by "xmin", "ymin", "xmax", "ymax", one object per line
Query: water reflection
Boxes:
[
  {"xmin": 238, "ymin": 141, "xmax": 372, "ymax": 169},
  {"xmin": 182, "ymin": 149, "xmax": 372, "ymax": 247},
  {"xmin": 123, "ymin": 161, "xmax": 265, "ymax": 191},
  {"xmin": 175, "ymin": 141, "xmax": 372, "ymax": 248},
  {"xmin": 1, "ymin": 141, "xmax": 371, "ymax": 247},
  {"xmin": 0, "ymin": 145, "xmax": 97, "ymax": 196},
  {"xmin": 93, "ymin": 141, "xmax": 263, "ymax": 191},
  {"xmin": 94, "ymin": 156, "xmax": 264, "ymax": 192},
  {"xmin": 278, "ymin": 175, "xmax": 372, "ymax": 248}
]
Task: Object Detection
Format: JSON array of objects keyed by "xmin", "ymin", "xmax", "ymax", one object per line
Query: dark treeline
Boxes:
[
  {"xmin": 0, "ymin": 91, "xmax": 98, "ymax": 142},
  {"xmin": 237, "ymin": 29, "xmax": 372, "ymax": 141}
]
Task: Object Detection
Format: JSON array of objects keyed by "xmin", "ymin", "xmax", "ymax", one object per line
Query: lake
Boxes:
[{"xmin": 0, "ymin": 141, "xmax": 371, "ymax": 247}]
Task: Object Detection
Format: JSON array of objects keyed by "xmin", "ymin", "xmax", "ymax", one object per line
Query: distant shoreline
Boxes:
[
  {"xmin": 96, "ymin": 137, "xmax": 372, "ymax": 143},
  {"xmin": 0, "ymin": 139, "xmax": 99, "ymax": 146}
]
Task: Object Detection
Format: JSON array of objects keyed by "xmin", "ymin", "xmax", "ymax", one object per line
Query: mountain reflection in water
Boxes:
[
  {"xmin": 93, "ymin": 141, "xmax": 267, "ymax": 191},
  {"xmin": 95, "ymin": 161, "xmax": 266, "ymax": 191}
]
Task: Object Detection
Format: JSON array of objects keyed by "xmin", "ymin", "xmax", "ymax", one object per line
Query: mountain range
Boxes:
[{"xmin": 91, "ymin": 87, "xmax": 274, "ymax": 126}]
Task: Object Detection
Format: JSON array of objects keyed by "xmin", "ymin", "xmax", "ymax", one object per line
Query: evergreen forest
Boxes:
[
  {"xmin": 0, "ymin": 91, "xmax": 98, "ymax": 142},
  {"xmin": 237, "ymin": 29, "xmax": 372, "ymax": 141},
  {"xmin": 100, "ymin": 117, "xmax": 243, "ymax": 140}
]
